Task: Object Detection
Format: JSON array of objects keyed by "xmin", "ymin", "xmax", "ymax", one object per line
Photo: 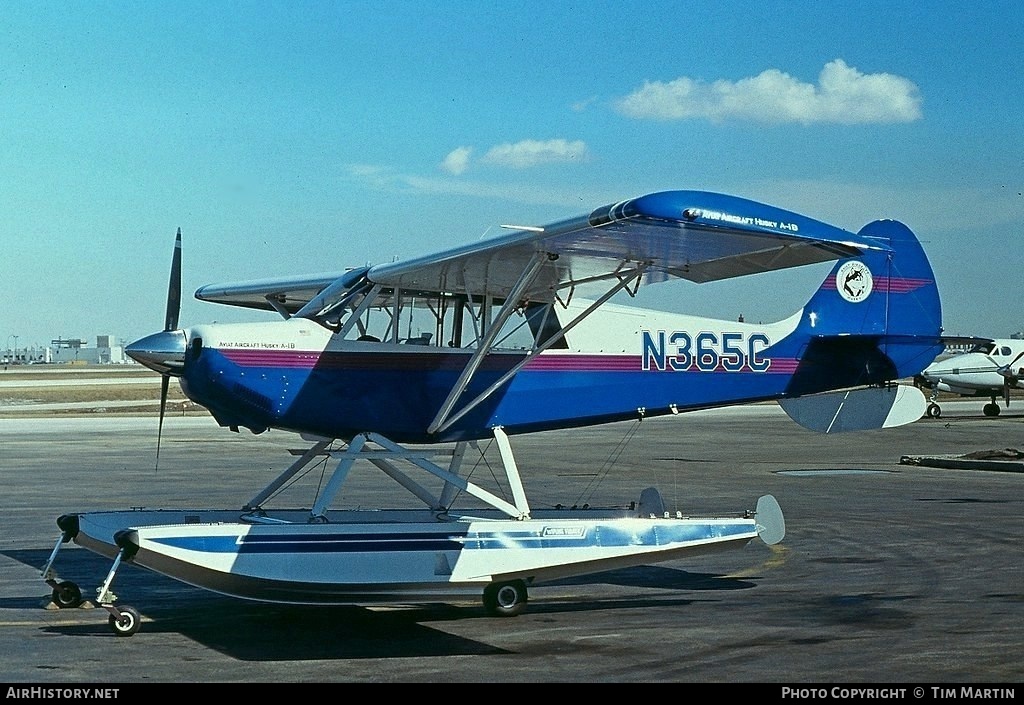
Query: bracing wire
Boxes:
[{"xmin": 575, "ymin": 419, "xmax": 643, "ymax": 505}]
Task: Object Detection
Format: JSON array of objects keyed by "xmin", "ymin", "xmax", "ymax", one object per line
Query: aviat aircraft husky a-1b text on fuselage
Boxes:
[{"xmin": 42, "ymin": 190, "xmax": 945, "ymax": 636}]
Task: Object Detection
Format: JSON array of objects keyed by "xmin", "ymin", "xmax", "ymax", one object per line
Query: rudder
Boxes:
[{"xmin": 785, "ymin": 219, "xmax": 944, "ymax": 393}]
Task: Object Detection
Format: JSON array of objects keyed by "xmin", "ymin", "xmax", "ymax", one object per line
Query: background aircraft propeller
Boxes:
[{"xmin": 995, "ymin": 349, "xmax": 1024, "ymax": 407}]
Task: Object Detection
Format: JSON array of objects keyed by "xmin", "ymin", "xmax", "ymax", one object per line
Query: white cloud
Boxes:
[
  {"xmin": 572, "ymin": 96, "xmax": 599, "ymax": 112},
  {"xmin": 437, "ymin": 139, "xmax": 590, "ymax": 174},
  {"xmin": 480, "ymin": 138, "xmax": 590, "ymax": 168},
  {"xmin": 615, "ymin": 59, "xmax": 922, "ymax": 125},
  {"xmin": 343, "ymin": 163, "xmax": 610, "ymax": 208},
  {"xmin": 441, "ymin": 146, "xmax": 473, "ymax": 175}
]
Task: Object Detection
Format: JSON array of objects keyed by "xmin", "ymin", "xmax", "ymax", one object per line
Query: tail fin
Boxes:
[{"xmin": 783, "ymin": 219, "xmax": 944, "ymax": 396}]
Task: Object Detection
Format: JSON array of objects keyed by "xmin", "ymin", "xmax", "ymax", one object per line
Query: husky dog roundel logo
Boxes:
[{"xmin": 836, "ymin": 261, "xmax": 872, "ymax": 303}]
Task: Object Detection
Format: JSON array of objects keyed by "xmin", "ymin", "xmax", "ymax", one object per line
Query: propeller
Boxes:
[
  {"xmin": 157, "ymin": 229, "xmax": 183, "ymax": 463},
  {"xmin": 125, "ymin": 228, "xmax": 186, "ymax": 470},
  {"xmin": 996, "ymin": 349, "xmax": 1024, "ymax": 407}
]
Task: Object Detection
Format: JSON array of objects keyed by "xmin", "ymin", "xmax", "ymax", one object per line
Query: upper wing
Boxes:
[
  {"xmin": 196, "ymin": 190, "xmax": 888, "ymax": 312},
  {"xmin": 195, "ymin": 271, "xmax": 354, "ymax": 314}
]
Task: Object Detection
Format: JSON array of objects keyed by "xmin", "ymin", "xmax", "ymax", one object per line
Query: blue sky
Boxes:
[{"xmin": 2, "ymin": 1, "xmax": 1022, "ymax": 352}]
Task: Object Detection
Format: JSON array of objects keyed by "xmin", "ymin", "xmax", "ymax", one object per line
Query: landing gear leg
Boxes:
[
  {"xmin": 96, "ymin": 547, "xmax": 141, "ymax": 637},
  {"xmin": 41, "ymin": 515, "xmax": 84, "ymax": 609}
]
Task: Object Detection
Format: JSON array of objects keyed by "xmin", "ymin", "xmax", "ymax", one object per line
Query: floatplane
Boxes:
[{"xmin": 42, "ymin": 190, "xmax": 944, "ymax": 635}]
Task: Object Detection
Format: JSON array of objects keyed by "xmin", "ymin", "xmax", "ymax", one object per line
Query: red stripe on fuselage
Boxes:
[
  {"xmin": 820, "ymin": 276, "xmax": 931, "ymax": 293},
  {"xmin": 216, "ymin": 349, "xmax": 799, "ymax": 374}
]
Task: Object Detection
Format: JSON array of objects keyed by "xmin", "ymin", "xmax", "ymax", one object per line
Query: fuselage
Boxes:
[
  {"xmin": 175, "ymin": 303, "xmax": 802, "ymax": 441},
  {"xmin": 154, "ymin": 292, "xmax": 928, "ymax": 442}
]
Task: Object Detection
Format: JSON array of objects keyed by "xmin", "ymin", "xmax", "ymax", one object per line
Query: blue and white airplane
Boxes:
[{"xmin": 43, "ymin": 190, "xmax": 945, "ymax": 636}]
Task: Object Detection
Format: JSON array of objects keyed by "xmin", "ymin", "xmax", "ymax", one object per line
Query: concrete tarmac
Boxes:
[{"xmin": 1, "ymin": 402, "xmax": 1022, "ymax": 684}]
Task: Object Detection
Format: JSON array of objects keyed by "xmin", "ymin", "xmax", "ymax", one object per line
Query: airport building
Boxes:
[{"xmin": 3, "ymin": 335, "xmax": 130, "ymax": 366}]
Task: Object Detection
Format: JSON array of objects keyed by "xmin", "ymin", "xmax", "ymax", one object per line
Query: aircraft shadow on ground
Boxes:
[{"xmin": 5, "ymin": 548, "xmax": 756, "ymax": 660}]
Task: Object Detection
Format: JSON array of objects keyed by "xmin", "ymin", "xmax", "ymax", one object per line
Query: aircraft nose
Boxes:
[{"xmin": 126, "ymin": 330, "xmax": 187, "ymax": 375}]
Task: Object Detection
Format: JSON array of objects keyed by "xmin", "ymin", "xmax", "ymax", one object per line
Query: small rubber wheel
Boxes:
[
  {"xmin": 483, "ymin": 580, "xmax": 528, "ymax": 617},
  {"xmin": 926, "ymin": 403, "xmax": 941, "ymax": 419},
  {"xmin": 51, "ymin": 581, "xmax": 83, "ymax": 609},
  {"xmin": 983, "ymin": 403, "xmax": 1000, "ymax": 417},
  {"xmin": 108, "ymin": 606, "xmax": 141, "ymax": 637}
]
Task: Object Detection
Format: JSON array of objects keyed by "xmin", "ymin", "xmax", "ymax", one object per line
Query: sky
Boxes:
[{"xmin": 2, "ymin": 0, "xmax": 1023, "ymax": 352}]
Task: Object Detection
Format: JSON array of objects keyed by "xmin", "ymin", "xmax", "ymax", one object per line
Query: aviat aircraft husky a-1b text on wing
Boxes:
[{"xmin": 42, "ymin": 190, "xmax": 945, "ymax": 636}]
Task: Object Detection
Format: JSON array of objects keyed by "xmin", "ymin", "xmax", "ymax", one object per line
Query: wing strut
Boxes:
[
  {"xmin": 427, "ymin": 251, "xmax": 551, "ymax": 434},
  {"xmin": 243, "ymin": 438, "xmax": 333, "ymax": 510},
  {"xmin": 428, "ymin": 263, "xmax": 649, "ymax": 436},
  {"xmin": 338, "ymin": 282, "xmax": 385, "ymax": 337},
  {"xmin": 493, "ymin": 426, "xmax": 530, "ymax": 517},
  {"xmin": 264, "ymin": 296, "xmax": 292, "ymax": 319},
  {"xmin": 288, "ymin": 433, "xmax": 528, "ymax": 520}
]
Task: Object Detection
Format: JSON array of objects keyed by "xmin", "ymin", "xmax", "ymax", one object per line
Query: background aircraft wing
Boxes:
[
  {"xmin": 937, "ymin": 335, "xmax": 995, "ymax": 349},
  {"xmin": 196, "ymin": 190, "xmax": 889, "ymax": 312}
]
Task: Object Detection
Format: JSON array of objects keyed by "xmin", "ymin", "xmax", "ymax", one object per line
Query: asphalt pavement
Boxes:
[{"xmin": 1, "ymin": 402, "xmax": 1022, "ymax": 686}]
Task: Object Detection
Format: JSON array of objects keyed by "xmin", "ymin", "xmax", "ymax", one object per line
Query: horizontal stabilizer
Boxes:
[{"xmin": 779, "ymin": 385, "xmax": 926, "ymax": 434}]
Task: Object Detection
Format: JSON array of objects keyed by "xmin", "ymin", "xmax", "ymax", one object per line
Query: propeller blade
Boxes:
[
  {"xmin": 156, "ymin": 374, "xmax": 169, "ymax": 471},
  {"xmin": 982, "ymin": 355, "xmax": 1002, "ymax": 370},
  {"xmin": 155, "ymin": 228, "xmax": 181, "ymax": 471},
  {"xmin": 998, "ymin": 349, "xmax": 1024, "ymax": 378},
  {"xmin": 164, "ymin": 228, "xmax": 182, "ymax": 332}
]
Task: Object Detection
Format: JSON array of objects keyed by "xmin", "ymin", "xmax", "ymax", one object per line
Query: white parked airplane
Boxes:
[{"xmin": 915, "ymin": 338, "xmax": 1024, "ymax": 417}]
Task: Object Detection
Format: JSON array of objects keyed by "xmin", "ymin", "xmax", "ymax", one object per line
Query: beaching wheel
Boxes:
[
  {"xmin": 483, "ymin": 580, "xmax": 527, "ymax": 617},
  {"xmin": 108, "ymin": 605, "xmax": 141, "ymax": 637},
  {"xmin": 51, "ymin": 580, "xmax": 83, "ymax": 609}
]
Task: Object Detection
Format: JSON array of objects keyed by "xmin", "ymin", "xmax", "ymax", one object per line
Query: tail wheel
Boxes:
[
  {"xmin": 51, "ymin": 580, "xmax": 83, "ymax": 609},
  {"xmin": 108, "ymin": 605, "xmax": 141, "ymax": 637},
  {"xmin": 483, "ymin": 580, "xmax": 528, "ymax": 617}
]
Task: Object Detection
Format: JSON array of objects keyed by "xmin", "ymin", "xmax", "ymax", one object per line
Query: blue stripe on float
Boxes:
[{"xmin": 146, "ymin": 522, "xmax": 754, "ymax": 555}]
